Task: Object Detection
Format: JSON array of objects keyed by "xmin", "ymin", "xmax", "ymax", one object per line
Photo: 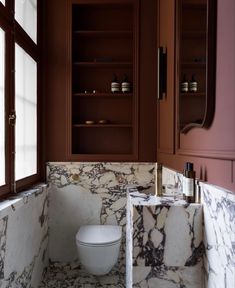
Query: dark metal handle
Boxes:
[{"xmin": 157, "ymin": 47, "xmax": 167, "ymax": 100}]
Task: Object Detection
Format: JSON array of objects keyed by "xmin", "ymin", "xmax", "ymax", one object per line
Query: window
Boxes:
[
  {"xmin": 0, "ymin": 28, "xmax": 5, "ymax": 186},
  {"xmin": 0, "ymin": 0, "xmax": 40, "ymax": 196},
  {"xmin": 15, "ymin": 44, "xmax": 37, "ymax": 180},
  {"xmin": 15, "ymin": 0, "xmax": 37, "ymax": 43}
]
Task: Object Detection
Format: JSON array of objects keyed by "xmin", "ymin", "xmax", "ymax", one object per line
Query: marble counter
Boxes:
[{"xmin": 126, "ymin": 186, "xmax": 204, "ymax": 288}]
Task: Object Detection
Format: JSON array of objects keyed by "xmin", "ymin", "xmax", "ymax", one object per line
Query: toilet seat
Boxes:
[
  {"xmin": 76, "ymin": 225, "xmax": 122, "ymax": 246},
  {"xmin": 77, "ymin": 240, "xmax": 120, "ymax": 247}
]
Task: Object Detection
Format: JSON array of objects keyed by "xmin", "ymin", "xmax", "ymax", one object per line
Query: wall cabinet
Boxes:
[
  {"xmin": 69, "ymin": 1, "xmax": 139, "ymax": 160},
  {"xmin": 44, "ymin": 0, "xmax": 157, "ymax": 162},
  {"xmin": 157, "ymin": 0, "xmax": 175, "ymax": 155},
  {"xmin": 157, "ymin": 0, "xmax": 235, "ymax": 192}
]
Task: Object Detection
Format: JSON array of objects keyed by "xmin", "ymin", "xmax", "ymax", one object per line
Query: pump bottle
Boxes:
[{"xmin": 184, "ymin": 162, "xmax": 195, "ymax": 203}]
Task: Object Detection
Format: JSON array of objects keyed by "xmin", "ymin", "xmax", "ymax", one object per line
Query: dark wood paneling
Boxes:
[
  {"xmin": 44, "ymin": 0, "xmax": 157, "ymax": 161},
  {"xmin": 157, "ymin": 0, "xmax": 175, "ymax": 155},
  {"xmin": 44, "ymin": 0, "xmax": 68, "ymax": 161},
  {"xmin": 138, "ymin": 0, "xmax": 157, "ymax": 161}
]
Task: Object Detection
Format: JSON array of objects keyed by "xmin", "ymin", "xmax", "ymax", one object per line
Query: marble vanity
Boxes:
[{"xmin": 126, "ymin": 186, "xmax": 204, "ymax": 288}]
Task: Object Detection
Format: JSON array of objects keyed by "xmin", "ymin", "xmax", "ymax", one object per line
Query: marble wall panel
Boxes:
[
  {"xmin": 0, "ymin": 185, "xmax": 49, "ymax": 288},
  {"xmin": 0, "ymin": 216, "xmax": 8, "ymax": 279},
  {"xmin": 127, "ymin": 189, "xmax": 204, "ymax": 288},
  {"xmin": 201, "ymin": 183, "xmax": 235, "ymax": 288},
  {"xmin": 159, "ymin": 167, "xmax": 235, "ymax": 288},
  {"xmin": 47, "ymin": 162, "xmax": 155, "ymax": 268}
]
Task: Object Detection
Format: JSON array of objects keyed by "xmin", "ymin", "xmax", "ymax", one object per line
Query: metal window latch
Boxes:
[{"xmin": 8, "ymin": 112, "xmax": 16, "ymax": 126}]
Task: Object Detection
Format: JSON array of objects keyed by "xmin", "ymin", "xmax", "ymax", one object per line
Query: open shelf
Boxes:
[
  {"xmin": 182, "ymin": 31, "xmax": 206, "ymax": 38},
  {"xmin": 180, "ymin": 92, "xmax": 205, "ymax": 97},
  {"xmin": 73, "ymin": 93, "xmax": 133, "ymax": 98},
  {"xmin": 73, "ymin": 30, "xmax": 133, "ymax": 37},
  {"xmin": 69, "ymin": 0, "xmax": 139, "ymax": 160},
  {"xmin": 179, "ymin": 0, "xmax": 207, "ymax": 131},
  {"xmin": 73, "ymin": 124, "xmax": 132, "ymax": 128},
  {"xmin": 181, "ymin": 62, "xmax": 206, "ymax": 68},
  {"xmin": 73, "ymin": 62, "xmax": 132, "ymax": 68}
]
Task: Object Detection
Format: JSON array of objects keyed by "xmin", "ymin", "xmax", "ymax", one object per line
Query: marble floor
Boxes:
[{"xmin": 39, "ymin": 261, "xmax": 125, "ymax": 288}]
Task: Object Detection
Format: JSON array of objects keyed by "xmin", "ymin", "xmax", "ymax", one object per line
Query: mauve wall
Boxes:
[
  {"xmin": 180, "ymin": 0, "xmax": 235, "ymax": 152},
  {"xmin": 159, "ymin": 0, "xmax": 235, "ymax": 192}
]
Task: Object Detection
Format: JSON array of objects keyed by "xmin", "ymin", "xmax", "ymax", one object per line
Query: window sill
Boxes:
[{"xmin": 0, "ymin": 183, "xmax": 47, "ymax": 218}]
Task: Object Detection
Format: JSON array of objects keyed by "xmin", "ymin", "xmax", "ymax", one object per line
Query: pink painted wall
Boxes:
[
  {"xmin": 160, "ymin": 0, "xmax": 235, "ymax": 192},
  {"xmin": 180, "ymin": 0, "xmax": 235, "ymax": 154}
]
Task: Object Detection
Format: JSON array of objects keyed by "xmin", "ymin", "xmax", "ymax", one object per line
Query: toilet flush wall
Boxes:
[
  {"xmin": 160, "ymin": 166, "xmax": 235, "ymax": 288},
  {"xmin": 130, "ymin": 204, "xmax": 203, "ymax": 288},
  {"xmin": 46, "ymin": 162, "xmax": 155, "ymax": 269}
]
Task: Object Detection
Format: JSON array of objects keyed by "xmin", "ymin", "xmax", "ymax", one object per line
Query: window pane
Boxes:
[
  {"xmin": 15, "ymin": 0, "xmax": 37, "ymax": 43},
  {"xmin": 0, "ymin": 0, "xmax": 5, "ymax": 6},
  {"xmin": 0, "ymin": 28, "xmax": 5, "ymax": 186},
  {"xmin": 15, "ymin": 44, "xmax": 37, "ymax": 181}
]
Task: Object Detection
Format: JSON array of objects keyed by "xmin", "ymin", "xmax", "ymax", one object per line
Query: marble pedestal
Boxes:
[{"xmin": 126, "ymin": 186, "xmax": 203, "ymax": 288}]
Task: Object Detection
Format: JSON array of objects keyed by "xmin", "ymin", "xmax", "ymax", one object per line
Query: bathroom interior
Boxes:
[{"xmin": 0, "ymin": 0, "xmax": 234, "ymax": 288}]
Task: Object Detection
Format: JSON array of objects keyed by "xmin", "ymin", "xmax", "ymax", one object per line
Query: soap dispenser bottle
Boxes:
[
  {"xmin": 111, "ymin": 74, "xmax": 120, "ymax": 93},
  {"xmin": 181, "ymin": 74, "xmax": 188, "ymax": 93},
  {"xmin": 121, "ymin": 74, "xmax": 131, "ymax": 93},
  {"xmin": 189, "ymin": 74, "xmax": 198, "ymax": 92},
  {"xmin": 184, "ymin": 162, "xmax": 195, "ymax": 203}
]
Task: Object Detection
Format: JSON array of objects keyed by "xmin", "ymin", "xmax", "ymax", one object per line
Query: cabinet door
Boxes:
[{"xmin": 157, "ymin": 0, "xmax": 175, "ymax": 155}]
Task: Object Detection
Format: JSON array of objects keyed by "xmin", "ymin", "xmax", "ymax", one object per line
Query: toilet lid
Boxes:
[{"xmin": 76, "ymin": 225, "xmax": 122, "ymax": 245}]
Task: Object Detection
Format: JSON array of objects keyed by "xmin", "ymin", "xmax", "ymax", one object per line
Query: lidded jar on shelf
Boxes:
[
  {"xmin": 111, "ymin": 74, "xmax": 120, "ymax": 93},
  {"xmin": 121, "ymin": 74, "xmax": 131, "ymax": 93}
]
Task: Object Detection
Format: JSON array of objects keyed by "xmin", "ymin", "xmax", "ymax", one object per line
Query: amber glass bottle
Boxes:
[{"xmin": 184, "ymin": 162, "xmax": 195, "ymax": 203}]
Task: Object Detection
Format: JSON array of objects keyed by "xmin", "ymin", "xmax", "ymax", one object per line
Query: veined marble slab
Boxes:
[
  {"xmin": 46, "ymin": 162, "xmax": 155, "ymax": 282},
  {"xmin": 159, "ymin": 166, "xmax": 235, "ymax": 288},
  {"xmin": 39, "ymin": 261, "xmax": 125, "ymax": 288},
  {"xmin": 201, "ymin": 183, "xmax": 235, "ymax": 288},
  {"xmin": 0, "ymin": 184, "xmax": 49, "ymax": 288},
  {"xmin": 126, "ymin": 186, "xmax": 203, "ymax": 288}
]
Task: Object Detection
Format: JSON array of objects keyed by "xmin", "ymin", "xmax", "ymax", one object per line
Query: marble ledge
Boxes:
[
  {"xmin": 0, "ymin": 183, "xmax": 48, "ymax": 218},
  {"xmin": 127, "ymin": 185, "xmax": 201, "ymax": 207}
]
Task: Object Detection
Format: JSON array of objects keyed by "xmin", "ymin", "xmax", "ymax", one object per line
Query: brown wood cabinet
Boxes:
[
  {"xmin": 157, "ymin": 0, "xmax": 175, "ymax": 155},
  {"xmin": 44, "ymin": 0, "xmax": 157, "ymax": 162},
  {"xmin": 68, "ymin": 0, "xmax": 139, "ymax": 160}
]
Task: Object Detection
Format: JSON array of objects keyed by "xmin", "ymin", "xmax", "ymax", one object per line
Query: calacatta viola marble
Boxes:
[
  {"xmin": 39, "ymin": 261, "xmax": 125, "ymax": 288},
  {"xmin": 46, "ymin": 162, "xmax": 155, "ymax": 284},
  {"xmin": 202, "ymin": 183, "xmax": 235, "ymax": 288},
  {"xmin": 0, "ymin": 184, "xmax": 49, "ymax": 288},
  {"xmin": 126, "ymin": 186, "xmax": 204, "ymax": 288}
]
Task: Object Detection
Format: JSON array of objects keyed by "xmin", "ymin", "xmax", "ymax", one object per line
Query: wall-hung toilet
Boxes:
[{"xmin": 76, "ymin": 225, "xmax": 122, "ymax": 275}]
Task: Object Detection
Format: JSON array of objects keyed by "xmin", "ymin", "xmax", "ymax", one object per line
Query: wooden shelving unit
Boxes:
[
  {"xmin": 179, "ymin": 0, "xmax": 207, "ymax": 130},
  {"xmin": 69, "ymin": 0, "xmax": 139, "ymax": 160}
]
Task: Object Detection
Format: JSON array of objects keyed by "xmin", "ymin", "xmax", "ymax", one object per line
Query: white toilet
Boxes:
[{"xmin": 76, "ymin": 225, "xmax": 122, "ymax": 275}]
